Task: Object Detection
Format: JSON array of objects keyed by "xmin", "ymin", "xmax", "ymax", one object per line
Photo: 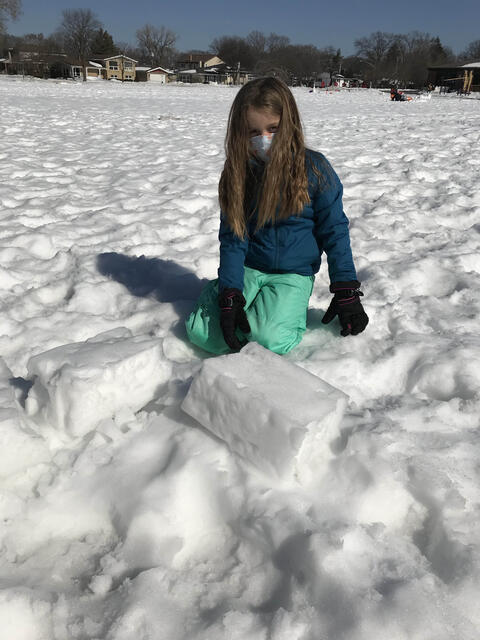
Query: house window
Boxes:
[
  {"xmin": 124, "ymin": 61, "xmax": 132, "ymax": 69},
  {"xmin": 125, "ymin": 74, "xmax": 132, "ymax": 79},
  {"xmin": 109, "ymin": 61, "xmax": 118, "ymax": 69}
]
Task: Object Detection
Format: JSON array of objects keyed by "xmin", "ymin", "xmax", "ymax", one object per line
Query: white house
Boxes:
[{"xmin": 148, "ymin": 66, "xmax": 171, "ymax": 83}]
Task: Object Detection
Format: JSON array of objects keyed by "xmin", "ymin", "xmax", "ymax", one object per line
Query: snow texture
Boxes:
[
  {"xmin": 0, "ymin": 76, "xmax": 480, "ymax": 640},
  {"xmin": 0, "ymin": 358, "xmax": 49, "ymax": 478},
  {"xmin": 182, "ymin": 342, "xmax": 347, "ymax": 478}
]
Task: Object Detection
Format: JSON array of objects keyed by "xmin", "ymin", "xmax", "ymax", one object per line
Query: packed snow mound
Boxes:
[
  {"xmin": 182, "ymin": 342, "xmax": 348, "ymax": 479},
  {"xmin": 25, "ymin": 329, "xmax": 171, "ymax": 438}
]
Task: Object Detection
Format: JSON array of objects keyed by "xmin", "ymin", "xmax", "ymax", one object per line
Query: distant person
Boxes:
[
  {"xmin": 186, "ymin": 77, "xmax": 368, "ymax": 355},
  {"xmin": 390, "ymin": 86, "xmax": 406, "ymax": 101}
]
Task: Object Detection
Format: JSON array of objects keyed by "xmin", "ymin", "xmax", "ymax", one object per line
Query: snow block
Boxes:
[
  {"xmin": 181, "ymin": 342, "xmax": 348, "ymax": 479},
  {"xmin": 0, "ymin": 358, "xmax": 50, "ymax": 478},
  {"xmin": 26, "ymin": 329, "xmax": 172, "ymax": 438}
]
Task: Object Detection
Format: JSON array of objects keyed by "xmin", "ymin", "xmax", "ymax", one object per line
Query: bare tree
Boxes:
[
  {"xmin": 58, "ymin": 8, "xmax": 101, "ymax": 80},
  {"xmin": 210, "ymin": 35, "xmax": 255, "ymax": 68},
  {"xmin": 0, "ymin": 0, "xmax": 21, "ymax": 33},
  {"xmin": 355, "ymin": 29, "xmax": 454, "ymax": 88},
  {"xmin": 246, "ymin": 30, "xmax": 267, "ymax": 57},
  {"xmin": 136, "ymin": 24, "xmax": 176, "ymax": 68},
  {"xmin": 459, "ymin": 39, "xmax": 480, "ymax": 63},
  {"xmin": 354, "ymin": 31, "xmax": 395, "ymax": 82},
  {"xmin": 341, "ymin": 55, "xmax": 366, "ymax": 80},
  {"xmin": 401, "ymin": 32, "xmax": 454, "ymax": 86},
  {"xmin": 268, "ymin": 44, "xmax": 320, "ymax": 82},
  {"xmin": 115, "ymin": 41, "xmax": 141, "ymax": 60},
  {"xmin": 266, "ymin": 32, "xmax": 290, "ymax": 53},
  {"xmin": 253, "ymin": 58, "xmax": 290, "ymax": 83},
  {"xmin": 383, "ymin": 35, "xmax": 409, "ymax": 80}
]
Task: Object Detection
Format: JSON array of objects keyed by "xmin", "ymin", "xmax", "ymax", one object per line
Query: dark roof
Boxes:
[
  {"xmin": 428, "ymin": 62, "xmax": 480, "ymax": 70},
  {"xmin": 177, "ymin": 53, "xmax": 217, "ymax": 63}
]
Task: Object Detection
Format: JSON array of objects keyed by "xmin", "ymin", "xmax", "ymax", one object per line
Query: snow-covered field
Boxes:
[{"xmin": 1, "ymin": 76, "xmax": 480, "ymax": 639}]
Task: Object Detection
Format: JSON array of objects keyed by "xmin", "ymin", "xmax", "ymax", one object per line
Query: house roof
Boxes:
[
  {"xmin": 104, "ymin": 55, "xmax": 138, "ymax": 62},
  {"xmin": 178, "ymin": 69, "xmax": 222, "ymax": 77},
  {"xmin": 177, "ymin": 53, "xmax": 217, "ymax": 63},
  {"xmin": 429, "ymin": 62, "xmax": 480, "ymax": 70},
  {"xmin": 149, "ymin": 66, "xmax": 171, "ymax": 73}
]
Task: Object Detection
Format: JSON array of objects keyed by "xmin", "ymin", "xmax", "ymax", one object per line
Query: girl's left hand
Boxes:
[{"xmin": 322, "ymin": 281, "xmax": 369, "ymax": 336}]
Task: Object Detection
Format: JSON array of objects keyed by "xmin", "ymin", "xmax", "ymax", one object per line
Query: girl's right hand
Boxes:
[{"xmin": 218, "ymin": 288, "xmax": 251, "ymax": 351}]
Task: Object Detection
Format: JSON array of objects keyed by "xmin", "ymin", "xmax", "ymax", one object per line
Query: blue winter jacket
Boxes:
[{"xmin": 218, "ymin": 148, "xmax": 357, "ymax": 292}]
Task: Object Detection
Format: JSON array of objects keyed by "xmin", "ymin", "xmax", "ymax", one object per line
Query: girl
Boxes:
[{"xmin": 186, "ymin": 77, "xmax": 368, "ymax": 355}]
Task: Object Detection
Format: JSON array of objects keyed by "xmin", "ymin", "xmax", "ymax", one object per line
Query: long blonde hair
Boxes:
[{"xmin": 219, "ymin": 77, "xmax": 310, "ymax": 239}]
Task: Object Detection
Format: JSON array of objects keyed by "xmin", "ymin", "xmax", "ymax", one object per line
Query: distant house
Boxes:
[
  {"xmin": 134, "ymin": 66, "xmax": 172, "ymax": 82},
  {"xmin": 86, "ymin": 61, "xmax": 104, "ymax": 79},
  {"xmin": 177, "ymin": 68, "xmax": 223, "ymax": 84},
  {"xmin": 148, "ymin": 66, "xmax": 171, "ymax": 83},
  {"xmin": 427, "ymin": 62, "xmax": 480, "ymax": 92},
  {"xmin": 177, "ymin": 63, "xmax": 252, "ymax": 85},
  {"xmin": 225, "ymin": 66, "xmax": 253, "ymax": 85},
  {"xmin": 135, "ymin": 66, "xmax": 150, "ymax": 82},
  {"xmin": 176, "ymin": 53, "xmax": 224, "ymax": 70},
  {"xmin": 1, "ymin": 49, "xmax": 69, "ymax": 78},
  {"xmin": 104, "ymin": 55, "xmax": 137, "ymax": 81},
  {"xmin": 56, "ymin": 56, "xmax": 106, "ymax": 80},
  {"xmin": 70, "ymin": 60, "xmax": 105, "ymax": 80}
]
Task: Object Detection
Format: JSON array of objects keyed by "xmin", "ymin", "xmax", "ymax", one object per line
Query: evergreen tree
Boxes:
[
  {"xmin": 429, "ymin": 36, "xmax": 447, "ymax": 64},
  {"xmin": 90, "ymin": 28, "xmax": 117, "ymax": 57}
]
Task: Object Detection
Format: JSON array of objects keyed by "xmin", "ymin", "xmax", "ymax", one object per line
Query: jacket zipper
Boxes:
[{"xmin": 274, "ymin": 226, "xmax": 279, "ymax": 270}]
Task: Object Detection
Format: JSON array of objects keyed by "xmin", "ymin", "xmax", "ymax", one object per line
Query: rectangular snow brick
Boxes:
[
  {"xmin": 181, "ymin": 342, "xmax": 348, "ymax": 479},
  {"xmin": 26, "ymin": 329, "xmax": 172, "ymax": 438}
]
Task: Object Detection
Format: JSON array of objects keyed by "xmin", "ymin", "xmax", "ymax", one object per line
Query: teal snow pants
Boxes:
[{"xmin": 186, "ymin": 266, "xmax": 315, "ymax": 355}]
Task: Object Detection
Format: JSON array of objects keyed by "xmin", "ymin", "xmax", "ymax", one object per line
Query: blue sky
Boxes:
[{"xmin": 5, "ymin": 0, "xmax": 480, "ymax": 56}]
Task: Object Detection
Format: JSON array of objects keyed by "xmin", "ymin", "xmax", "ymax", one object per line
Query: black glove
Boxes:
[
  {"xmin": 218, "ymin": 288, "xmax": 251, "ymax": 351},
  {"xmin": 322, "ymin": 281, "xmax": 369, "ymax": 336}
]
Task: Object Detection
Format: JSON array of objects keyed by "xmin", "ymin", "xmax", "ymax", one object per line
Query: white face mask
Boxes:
[{"xmin": 250, "ymin": 132, "xmax": 275, "ymax": 162}]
